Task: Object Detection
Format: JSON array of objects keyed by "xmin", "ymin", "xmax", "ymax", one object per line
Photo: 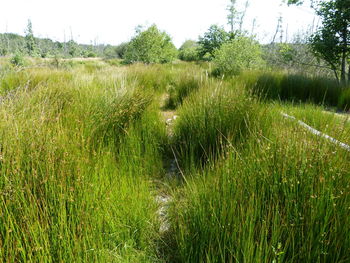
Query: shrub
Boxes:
[
  {"xmin": 10, "ymin": 52, "xmax": 26, "ymax": 67},
  {"xmin": 213, "ymin": 36, "xmax": 264, "ymax": 76},
  {"xmin": 124, "ymin": 25, "xmax": 177, "ymax": 64},
  {"xmin": 115, "ymin": 42, "xmax": 128, "ymax": 59},
  {"xmin": 178, "ymin": 40, "xmax": 199, "ymax": 61}
]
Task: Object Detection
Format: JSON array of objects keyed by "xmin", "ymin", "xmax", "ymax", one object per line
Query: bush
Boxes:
[
  {"xmin": 115, "ymin": 42, "xmax": 128, "ymax": 59},
  {"xmin": 10, "ymin": 52, "xmax": 26, "ymax": 67},
  {"xmin": 213, "ymin": 36, "xmax": 264, "ymax": 76},
  {"xmin": 124, "ymin": 25, "xmax": 178, "ymax": 64},
  {"xmin": 178, "ymin": 40, "xmax": 199, "ymax": 61}
]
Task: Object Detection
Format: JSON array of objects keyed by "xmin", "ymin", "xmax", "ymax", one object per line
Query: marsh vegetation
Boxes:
[
  {"xmin": 1, "ymin": 0, "xmax": 350, "ymax": 261},
  {"xmin": 0, "ymin": 57, "xmax": 349, "ymax": 262}
]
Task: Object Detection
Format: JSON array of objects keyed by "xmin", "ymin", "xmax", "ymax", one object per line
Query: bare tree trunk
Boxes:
[
  {"xmin": 228, "ymin": 0, "xmax": 236, "ymax": 34},
  {"xmin": 341, "ymin": 49, "xmax": 346, "ymax": 83},
  {"xmin": 239, "ymin": 0, "xmax": 249, "ymax": 32},
  {"xmin": 330, "ymin": 62, "xmax": 340, "ymax": 83},
  {"xmin": 334, "ymin": 68, "xmax": 340, "ymax": 83},
  {"xmin": 271, "ymin": 16, "xmax": 282, "ymax": 44},
  {"xmin": 341, "ymin": 27, "xmax": 347, "ymax": 83},
  {"xmin": 251, "ymin": 18, "xmax": 256, "ymax": 36}
]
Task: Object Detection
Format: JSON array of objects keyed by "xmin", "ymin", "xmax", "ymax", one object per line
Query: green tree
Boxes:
[
  {"xmin": 67, "ymin": 40, "xmax": 82, "ymax": 57},
  {"xmin": 213, "ymin": 36, "xmax": 264, "ymax": 76},
  {"xmin": 25, "ymin": 19, "xmax": 38, "ymax": 56},
  {"xmin": 178, "ymin": 40, "xmax": 199, "ymax": 61},
  {"xmin": 0, "ymin": 41, "xmax": 4, "ymax": 56},
  {"xmin": 287, "ymin": 0, "xmax": 304, "ymax": 5},
  {"xmin": 103, "ymin": 45, "xmax": 117, "ymax": 58},
  {"xmin": 115, "ymin": 42, "xmax": 128, "ymax": 59},
  {"xmin": 38, "ymin": 38, "xmax": 54, "ymax": 58},
  {"xmin": 198, "ymin": 25, "xmax": 231, "ymax": 60},
  {"xmin": 124, "ymin": 25, "xmax": 177, "ymax": 64},
  {"xmin": 311, "ymin": 27, "xmax": 342, "ymax": 81},
  {"xmin": 287, "ymin": 0, "xmax": 350, "ymax": 83},
  {"xmin": 311, "ymin": 0, "xmax": 350, "ymax": 83}
]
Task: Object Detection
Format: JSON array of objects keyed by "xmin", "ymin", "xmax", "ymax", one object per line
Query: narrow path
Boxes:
[
  {"xmin": 156, "ymin": 93, "xmax": 179, "ymax": 234},
  {"xmin": 160, "ymin": 93, "xmax": 177, "ymax": 136}
]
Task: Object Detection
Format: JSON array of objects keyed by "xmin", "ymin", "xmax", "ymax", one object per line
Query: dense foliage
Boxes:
[
  {"xmin": 288, "ymin": 0, "xmax": 350, "ymax": 83},
  {"xmin": 198, "ymin": 25, "xmax": 231, "ymax": 60},
  {"xmin": 178, "ymin": 40, "xmax": 199, "ymax": 61},
  {"xmin": 124, "ymin": 25, "xmax": 177, "ymax": 64},
  {"xmin": 213, "ymin": 36, "xmax": 263, "ymax": 76},
  {"xmin": 311, "ymin": 0, "xmax": 350, "ymax": 82}
]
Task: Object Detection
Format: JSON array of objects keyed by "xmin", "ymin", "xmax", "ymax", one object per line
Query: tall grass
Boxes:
[
  {"xmin": 2, "ymin": 59, "xmax": 350, "ymax": 262},
  {"xmin": 338, "ymin": 88, "xmax": 350, "ymax": 111},
  {"xmin": 164, "ymin": 70, "xmax": 203, "ymax": 110},
  {"xmin": 0, "ymin": 69, "xmax": 73, "ymax": 95},
  {"xmin": 170, "ymin": 107, "xmax": 350, "ymax": 262},
  {"xmin": 238, "ymin": 71, "xmax": 350, "ymax": 112},
  {"xmin": 0, "ymin": 65, "xmax": 166, "ymax": 262},
  {"xmin": 278, "ymin": 103, "xmax": 350, "ymax": 144},
  {"xmin": 248, "ymin": 72, "xmax": 343, "ymax": 106},
  {"xmin": 172, "ymin": 80, "xmax": 266, "ymax": 169}
]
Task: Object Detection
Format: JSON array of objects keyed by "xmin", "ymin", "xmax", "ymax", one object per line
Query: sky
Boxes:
[{"xmin": 0, "ymin": 0, "xmax": 317, "ymax": 47}]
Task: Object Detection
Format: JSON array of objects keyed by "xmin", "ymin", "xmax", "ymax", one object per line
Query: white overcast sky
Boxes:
[{"xmin": 0, "ymin": 0, "xmax": 317, "ymax": 47}]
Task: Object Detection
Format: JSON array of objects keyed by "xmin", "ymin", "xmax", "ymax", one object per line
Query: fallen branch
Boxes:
[{"xmin": 281, "ymin": 112, "xmax": 350, "ymax": 152}]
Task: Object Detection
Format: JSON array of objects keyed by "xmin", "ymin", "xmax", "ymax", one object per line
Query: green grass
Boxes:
[
  {"xmin": 338, "ymin": 88, "xmax": 350, "ymax": 111},
  {"xmin": 244, "ymin": 72, "xmax": 350, "ymax": 110},
  {"xmin": 172, "ymin": 79, "xmax": 267, "ymax": 170},
  {"xmin": 1, "ymin": 59, "xmax": 350, "ymax": 262},
  {"xmin": 164, "ymin": 69, "xmax": 203, "ymax": 109},
  {"xmin": 278, "ymin": 103, "xmax": 350, "ymax": 145},
  {"xmin": 170, "ymin": 106, "xmax": 350, "ymax": 262},
  {"xmin": 0, "ymin": 64, "xmax": 166, "ymax": 262}
]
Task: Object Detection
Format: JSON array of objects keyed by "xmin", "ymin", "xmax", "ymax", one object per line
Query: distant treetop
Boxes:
[{"xmin": 124, "ymin": 24, "xmax": 177, "ymax": 64}]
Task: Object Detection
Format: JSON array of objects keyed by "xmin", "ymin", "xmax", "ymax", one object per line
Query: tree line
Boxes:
[
  {"xmin": 1, "ymin": 0, "xmax": 349, "ymax": 84},
  {"xmin": 0, "ymin": 20, "xmax": 126, "ymax": 59}
]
